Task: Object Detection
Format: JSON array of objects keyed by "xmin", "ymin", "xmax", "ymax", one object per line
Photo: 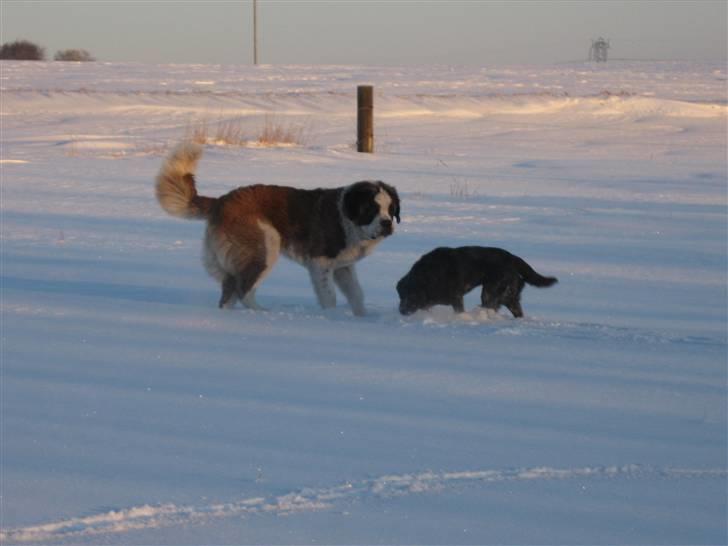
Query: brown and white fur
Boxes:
[{"xmin": 155, "ymin": 142, "xmax": 400, "ymax": 316}]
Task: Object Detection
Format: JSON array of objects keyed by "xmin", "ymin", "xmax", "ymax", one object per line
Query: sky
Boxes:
[{"xmin": 1, "ymin": 0, "xmax": 726, "ymax": 65}]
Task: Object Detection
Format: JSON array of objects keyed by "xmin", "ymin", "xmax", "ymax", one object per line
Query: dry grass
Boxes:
[
  {"xmin": 187, "ymin": 118, "xmax": 211, "ymax": 145},
  {"xmin": 449, "ymin": 177, "xmax": 475, "ymax": 199},
  {"xmin": 186, "ymin": 115, "xmax": 309, "ymax": 148},
  {"xmin": 64, "ymin": 137, "xmax": 79, "ymax": 158},
  {"xmin": 257, "ymin": 115, "xmax": 308, "ymax": 146}
]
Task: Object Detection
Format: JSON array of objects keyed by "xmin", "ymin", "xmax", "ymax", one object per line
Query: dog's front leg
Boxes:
[
  {"xmin": 333, "ymin": 265, "xmax": 366, "ymax": 316},
  {"xmin": 308, "ymin": 263, "xmax": 336, "ymax": 310}
]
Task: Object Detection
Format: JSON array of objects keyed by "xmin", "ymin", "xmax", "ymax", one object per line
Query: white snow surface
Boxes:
[{"xmin": 1, "ymin": 60, "xmax": 726, "ymax": 544}]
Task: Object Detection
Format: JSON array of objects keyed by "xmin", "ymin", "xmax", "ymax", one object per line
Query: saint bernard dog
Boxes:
[{"xmin": 156, "ymin": 142, "xmax": 400, "ymax": 316}]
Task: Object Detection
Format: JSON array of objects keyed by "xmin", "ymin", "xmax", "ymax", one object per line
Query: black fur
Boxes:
[
  {"xmin": 343, "ymin": 181, "xmax": 401, "ymax": 227},
  {"xmin": 396, "ymin": 246, "xmax": 557, "ymax": 317}
]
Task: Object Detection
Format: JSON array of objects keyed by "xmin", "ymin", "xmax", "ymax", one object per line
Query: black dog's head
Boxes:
[
  {"xmin": 343, "ymin": 181, "xmax": 400, "ymax": 240},
  {"xmin": 396, "ymin": 271, "xmax": 430, "ymax": 315},
  {"xmin": 397, "ymin": 248, "xmax": 458, "ymax": 315}
]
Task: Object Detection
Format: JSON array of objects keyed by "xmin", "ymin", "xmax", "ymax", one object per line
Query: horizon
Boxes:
[{"xmin": 1, "ymin": 1, "xmax": 726, "ymax": 66}]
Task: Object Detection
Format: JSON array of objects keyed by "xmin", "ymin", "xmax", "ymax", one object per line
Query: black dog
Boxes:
[{"xmin": 396, "ymin": 246, "xmax": 557, "ymax": 317}]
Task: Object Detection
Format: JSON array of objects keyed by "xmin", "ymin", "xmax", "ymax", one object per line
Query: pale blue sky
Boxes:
[{"xmin": 2, "ymin": 1, "xmax": 726, "ymax": 65}]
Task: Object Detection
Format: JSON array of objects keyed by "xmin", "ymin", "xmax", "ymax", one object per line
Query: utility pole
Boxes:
[{"xmin": 253, "ymin": 0, "xmax": 258, "ymax": 65}]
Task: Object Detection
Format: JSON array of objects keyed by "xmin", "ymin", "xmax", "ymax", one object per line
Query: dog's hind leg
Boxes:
[
  {"xmin": 204, "ymin": 229, "xmax": 237, "ymax": 309},
  {"xmin": 505, "ymin": 299, "xmax": 524, "ymax": 318},
  {"xmin": 502, "ymin": 277, "xmax": 525, "ymax": 318},
  {"xmin": 234, "ymin": 257, "xmax": 269, "ymax": 311},
  {"xmin": 219, "ymin": 275, "xmax": 238, "ymax": 309},
  {"xmin": 233, "ymin": 220, "xmax": 281, "ymax": 311},
  {"xmin": 241, "ymin": 288, "xmax": 264, "ymax": 310},
  {"xmin": 333, "ymin": 265, "xmax": 366, "ymax": 316}
]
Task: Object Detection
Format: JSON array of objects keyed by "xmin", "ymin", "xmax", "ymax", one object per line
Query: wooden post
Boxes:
[
  {"xmin": 253, "ymin": 0, "xmax": 258, "ymax": 65},
  {"xmin": 357, "ymin": 85, "xmax": 373, "ymax": 153}
]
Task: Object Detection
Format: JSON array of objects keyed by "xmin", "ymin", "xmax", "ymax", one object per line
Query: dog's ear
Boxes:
[
  {"xmin": 379, "ymin": 181, "xmax": 400, "ymax": 223},
  {"xmin": 343, "ymin": 182, "xmax": 379, "ymax": 223}
]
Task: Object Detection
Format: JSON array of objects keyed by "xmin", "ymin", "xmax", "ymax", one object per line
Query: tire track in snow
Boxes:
[{"xmin": 2, "ymin": 465, "xmax": 724, "ymax": 543}]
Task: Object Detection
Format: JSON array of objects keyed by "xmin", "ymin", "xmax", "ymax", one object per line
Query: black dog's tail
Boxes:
[{"xmin": 513, "ymin": 256, "xmax": 558, "ymax": 287}]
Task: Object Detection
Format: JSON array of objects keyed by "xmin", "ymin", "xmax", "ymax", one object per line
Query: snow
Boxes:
[{"xmin": 1, "ymin": 60, "xmax": 726, "ymax": 544}]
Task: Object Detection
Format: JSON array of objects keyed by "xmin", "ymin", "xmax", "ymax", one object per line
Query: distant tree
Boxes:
[
  {"xmin": 54, "ymin": 49, "xmax": 96, "ymax": 62},
  {"xmin": 0, "ymin": 39, "xmax": 46, "ymax": 60}
]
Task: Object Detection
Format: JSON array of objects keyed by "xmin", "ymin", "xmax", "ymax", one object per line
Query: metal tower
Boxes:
[{"xmin": 589, "ymin": 37, "xmax": 610, "ymax": 62}]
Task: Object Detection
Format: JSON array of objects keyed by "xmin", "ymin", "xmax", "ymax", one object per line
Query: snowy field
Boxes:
[{"xmin": 1, "ymin": 60, "xmax": 726, "ymax": 544}]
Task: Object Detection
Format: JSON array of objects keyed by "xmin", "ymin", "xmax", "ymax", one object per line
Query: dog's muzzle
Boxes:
[{"xmin": 398, "ymin": 301, "xmax": 416, "ymax": 315}]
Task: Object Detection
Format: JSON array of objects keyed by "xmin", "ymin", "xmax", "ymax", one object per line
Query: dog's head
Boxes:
[
  {"xmin": 396, "ymin": 271, "xmax": 430, "ymax": 316},
  {"xmin": 343, "ymin": 181, "xmax": 400, "ymax": 240}
]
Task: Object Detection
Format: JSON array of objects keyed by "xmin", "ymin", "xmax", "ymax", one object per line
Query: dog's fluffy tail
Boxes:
[
  {"xmin": 514, "ymin": 256, "xmax": 558, "ymax": 287},
  {"xmin": 155, "ymin": 141, "xmax": 216, "ymax": 219}
]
